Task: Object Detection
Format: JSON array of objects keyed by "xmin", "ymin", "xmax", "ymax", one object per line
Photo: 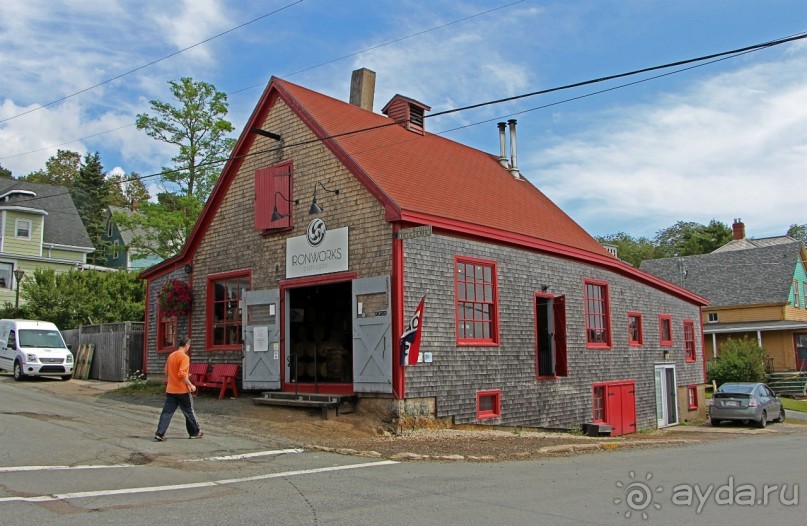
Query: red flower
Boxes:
[{"xmin": 158, "ymin": 279, "xmax": 192, "ymax": 317}]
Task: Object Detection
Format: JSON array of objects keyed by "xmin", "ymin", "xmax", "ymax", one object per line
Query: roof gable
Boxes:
[{"xmin": 0, "ymin": 179, "xmax": 92, "ymax": 249}]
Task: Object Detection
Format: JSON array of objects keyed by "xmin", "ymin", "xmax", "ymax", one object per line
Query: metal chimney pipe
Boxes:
[
  {"xmin": 497, "ymin": 122, "xmax": 510, "ymax": 168},
  {"xmin": 507, "ymin": 119, "xmax": 520, "ymax": 178}
]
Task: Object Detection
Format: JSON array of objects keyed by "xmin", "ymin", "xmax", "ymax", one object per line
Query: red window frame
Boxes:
[
  {"xmin": 156, "ymin": 304, "xmax": 177, "ymax": 353},
  {"xmin": 659, "ymin": 315, "xmax": 673, "ymax": 346},
  {"xmin": 584, "ymin": 279, "xmax": 611, "ymax": 348},
  {"xmin": 592, "ymin": 385, "xmax": 606, "ymax": 422},
  {"xmin": 683, "ymin": 320, "xmax": 696, "ymax": 362},
  {"xmin": 455, "ymin": 256, "xmax": 499, "ymax": 346},
  {"xmin": 627, "ymin": 312, "xmax": 643, "ymax": 346},
  {"xmin": 476, "ymin": 390, "xmax": 501, "ymax": 419},
  {"xmin": 206, "ymin": 270, "xmax": 251, "ymax": 351},
  {"xmin": 687, "ymin": 385, "xmax": 698, "ymax": 410}
]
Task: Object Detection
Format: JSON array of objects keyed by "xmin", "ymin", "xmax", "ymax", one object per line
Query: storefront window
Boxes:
[{"xmin": 207, "ymin": 272, "xmax": 250, "ymax": 349}]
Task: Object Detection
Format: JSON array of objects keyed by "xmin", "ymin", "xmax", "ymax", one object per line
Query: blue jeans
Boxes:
[{"xmin": 156, "ymin": 393, "xmax": 201, "ymax": 437}]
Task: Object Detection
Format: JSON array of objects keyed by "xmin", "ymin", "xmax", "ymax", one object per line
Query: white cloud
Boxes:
[
  {"xmin": 151, "ymin": 0, "xmax": 232, "ymax": 64},
  {"xmin": 530, "ymin": 54, "xmax": 807, "ymax": 238}
]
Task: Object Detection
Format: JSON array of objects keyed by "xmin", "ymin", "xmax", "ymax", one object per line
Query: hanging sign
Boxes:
[{"xmin": 286, "ymin": 219, "xmax": 349, "ymax": 278}]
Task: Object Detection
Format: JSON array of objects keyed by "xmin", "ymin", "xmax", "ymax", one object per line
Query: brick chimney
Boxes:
[
  {"xmin": 732, "ymin": 218, "xmax": 745, "ymax": 240},
  {"xmin": 349, "ymin": 68, "xmax": 376, "ymax": 111}
]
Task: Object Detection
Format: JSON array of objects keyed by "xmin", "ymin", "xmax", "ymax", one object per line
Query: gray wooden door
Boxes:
[
  {"xmin": 242, "ymin": 289, "xmax": 281, "ymax": 390},
  {"xmin": 352, "ymin": 276, "xmax": 392, "ymax": 393}
]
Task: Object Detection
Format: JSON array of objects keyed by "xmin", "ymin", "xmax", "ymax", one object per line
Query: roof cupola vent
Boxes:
[{"xmin": 381, "ymin": 94, "xmax": 431, "ymax": 135}]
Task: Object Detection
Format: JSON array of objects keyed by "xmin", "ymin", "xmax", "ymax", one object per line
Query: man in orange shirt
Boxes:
[{"xmin": 154, "ymin": 337, "xmax": 203, "ymax": 441}]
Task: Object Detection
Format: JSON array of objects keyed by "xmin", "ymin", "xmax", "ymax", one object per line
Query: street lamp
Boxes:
[{"xmin": 13, "ymin": 268, "xmax": 25, "ymax": 313}]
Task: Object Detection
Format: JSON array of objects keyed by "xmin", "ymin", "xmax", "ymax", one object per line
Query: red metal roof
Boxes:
[{"xmin": 276, "ymin": 78, "xmax": 612, "ymax": 258}]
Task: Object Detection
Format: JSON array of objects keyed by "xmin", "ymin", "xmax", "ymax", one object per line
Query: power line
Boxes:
[
  {"xmin": 1, "ymin": 0, "xmax": 526, "ymax": 161},
  {"xmin": 0, "ymin": 1, "xmax": 304, "ymax": 125},
  {"xmin": 7, "ymin": 31, "xmax": 806, "ymax": 212}
]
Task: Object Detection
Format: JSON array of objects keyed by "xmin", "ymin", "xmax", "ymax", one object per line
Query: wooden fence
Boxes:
[{"xmin": 62, "ymin": 322, "xmax": 144, "ymax": 381}]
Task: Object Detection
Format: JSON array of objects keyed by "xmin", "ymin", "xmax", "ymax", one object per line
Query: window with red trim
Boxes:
[
  {"xmin": 683, "ymin": 320, "xmax": 696, "ymax": 362},
  {"xmin": 207, "ymin": 271, "xmax": 250, "ymax": 350},
  {"xmin": 455, "ymin": 257, "xmax": 499, "ymax": 345},
  {"xmin": 628, "ymin": 312, "xmax": 643, "ymax": 346},
  {"xmin": 687, "ymin": 385, "xmax": 698, "ymax": 410},
  {"xmin": 156, "ymin": 305, "xmax": 177, "ymax": 352},
  {"xmin": 477, "ymin": 390, "xmax": 501, "ymax": 419},
  {"xmin": 255, "ymin": 161, "xmax": 293, "ymax": 230},
  {"xmin": 535, "ymin": 294, "xmax": 567, "ymax": 377},
  {"xmin": 592, "ymin": 385, "xmax": 606, "ymax": 422},
  {"xmin": 659, "ymin": 315, "xmax": 673, "ymax": 346},
  {"xmin": 584, "ymin": 280, "xmax": 611, "ymax": 348}
]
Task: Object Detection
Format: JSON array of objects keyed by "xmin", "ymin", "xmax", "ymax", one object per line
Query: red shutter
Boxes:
[
  {"xmin": 553, "ymin": 295, "xmax": 567, "ymax": 376},
  {"xmin": 255, "ymin": 163, "xmax": 293, "ymax": 230}
]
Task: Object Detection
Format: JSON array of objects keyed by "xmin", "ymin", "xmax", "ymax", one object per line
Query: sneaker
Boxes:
[
  {"xmin": 189, "ymin": 432, "xmax": 205, "ymax": 439},
  {"xmin": 154, "ymin": 434, "xmax": 166, "ymax": 442}
]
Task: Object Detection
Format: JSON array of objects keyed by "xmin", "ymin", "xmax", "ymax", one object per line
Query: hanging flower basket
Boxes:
[{"xmin": 158, "ymin": 279, "xmax": 192, "ymax": 317}]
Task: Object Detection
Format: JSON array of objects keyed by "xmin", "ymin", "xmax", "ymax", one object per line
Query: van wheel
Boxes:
[
  {"xmin": 61, "ymin": 374, "xmax": 72, "ymax": 381},
  {"xmin": 13, "ymin": 361, "xmax": 25, "ymax": 381}
]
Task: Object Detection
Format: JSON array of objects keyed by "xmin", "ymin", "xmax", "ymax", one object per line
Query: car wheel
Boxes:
[
  {"xmin": 710, "ymin": 418, "xmax": 721, "ymax": 427},
  {"xmin": 775, "ymin": 407, "xmax": 785, "ymax": 423},
  {"xmin": 61, "ymin": 374, "xmax": 72, "ymax": 381},
  {"xmin": 757, "ymin": 410, "xmax": 767, "ymax": 429},
  {"xmin": 13, "ymin": 360, "xmax": 25, "ymax": 381}
]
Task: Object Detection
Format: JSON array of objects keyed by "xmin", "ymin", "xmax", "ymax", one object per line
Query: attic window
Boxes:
[{"xmin": 409, "ymin": 107, "xmax": 424, "ymax": 129}]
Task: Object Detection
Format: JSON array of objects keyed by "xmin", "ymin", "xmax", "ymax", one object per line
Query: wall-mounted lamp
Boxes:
[
  {"xmin": 271, "ymin": 191, "xmax": 299, "ymax": 222},
  {"xmin": 540, "ymin": 284, "xmax": 550, "ymax": 292},
  {"xmin": 309, "ymin": 181, "xmax": 340, "ymax": 215},
  {"xmin": 250, "ymin": 128, "xmax": 282, "ymax": 141}
]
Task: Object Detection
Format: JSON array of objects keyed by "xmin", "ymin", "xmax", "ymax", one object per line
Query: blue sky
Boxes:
[{"xmin": 1, "ymin": 0, "xmax": 805, "ymax": 240}]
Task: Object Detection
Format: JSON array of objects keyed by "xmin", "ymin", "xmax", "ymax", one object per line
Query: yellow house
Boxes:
[
  {"xmin": 0, "ymin": 180, "xmax": 95, "ymax": 307},
  {"xmin": 641, "ymin": 220, "xmax": 807, "ymax": 373}
]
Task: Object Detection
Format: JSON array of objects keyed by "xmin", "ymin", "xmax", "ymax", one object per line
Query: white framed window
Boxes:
[
  {"xmin": 113, "ymin": 240, "xmax": 119, "ymax": 259},
  {"xmin": 707, "ymin": 312, "xmax": 718, "ymax": 323},
  {"xmin": 15, "ymin": 219, "xmax": 31, "ymax": 239}
]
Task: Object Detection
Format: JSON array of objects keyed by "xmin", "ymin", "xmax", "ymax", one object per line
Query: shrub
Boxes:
[{"xmin": 707, "ymin": 336, "xmax": 767, "ymax": 387}]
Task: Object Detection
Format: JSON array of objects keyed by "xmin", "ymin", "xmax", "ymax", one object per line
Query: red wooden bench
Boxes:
[
  {"xmin": 188, "ymin": 363, "xmax": 210, "ymax": 384},
  {"xmin": 195, "ymin": 363, "xmax": 240, "ymax": 400}
]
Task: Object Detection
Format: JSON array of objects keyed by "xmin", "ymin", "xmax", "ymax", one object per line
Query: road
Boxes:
[{"xmin": 1, "ymin": 376, "xmax": 806, "ymax": 525}]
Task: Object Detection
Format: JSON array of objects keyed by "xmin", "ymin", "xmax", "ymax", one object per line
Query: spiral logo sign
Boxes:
[
  {"xmin": 307, "ymin": 218, "xmax": 326, "ymax": 247},
  {"xmin": 614, "ymin": 471, "xmax": 663, "ymax": 520}
]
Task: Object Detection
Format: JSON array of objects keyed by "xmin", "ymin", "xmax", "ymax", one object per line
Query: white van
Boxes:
[{"xmin": 0, "ymin": 319, "xmax": 74, "ymax": 381}]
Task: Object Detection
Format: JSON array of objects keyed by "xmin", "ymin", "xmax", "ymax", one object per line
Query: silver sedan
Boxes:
[{"xmin": 708, "ymin": 382, "xmax": 785, "ymax": 428}]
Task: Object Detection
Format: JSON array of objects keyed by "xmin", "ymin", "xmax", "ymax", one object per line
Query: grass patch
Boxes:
[
  {"xmin": 780, "ymin": 397, "xmax": 807, "ymax": 413},
  {"xmin": 115, "ymin": 381, "xmax": 165, "ymax": 396}
]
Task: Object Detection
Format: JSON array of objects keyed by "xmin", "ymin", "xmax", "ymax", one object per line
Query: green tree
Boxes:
[
  {"xmin": 596, "ymin": 232, "xmax": 659, "ymax": 267},
  {"xmin": 113, "ymin": 193, "xmax": 201, "ymax": 260},
  {"xmin": 71, "ymin": 152, "xmax": 109, "ymax": 265},
  {"xmin": 653, "ymin": 219, "xmax": 732, "ymax": 258},
  {"xmin": 20, "ymin": 149, "xmax": 81, "ymax": 188},
  {"xmin": 787, "ymin": 224, "xmax": 807, "ymax": 245},
  {"xmin": 122, "ymin": 172, "xmax": 151, "ymax": 208},
  {"xmin": 707, "ymin": 337, "xmax": 767, "ymax": 387},
  {"xmin": 136, "ymin": 77, "xmax": 235, "ymax": 202},
  {"xmin": 11, "ymin": 268, "xmax": 145, "ymax": 329},
  {"xmin": 0, "ymin": 163, "xmax": 12, "ymax": 178}
]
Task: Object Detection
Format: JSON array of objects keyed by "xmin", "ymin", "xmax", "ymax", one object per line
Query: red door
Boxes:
[{"xmin": 604, "ymin": 381, "xmax": 636, "ymax": 437}]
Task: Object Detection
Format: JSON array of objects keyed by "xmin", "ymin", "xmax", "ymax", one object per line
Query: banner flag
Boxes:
[{"xmin": 400, "ymin": 296, "xmax": 426, "ymax": 366}]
